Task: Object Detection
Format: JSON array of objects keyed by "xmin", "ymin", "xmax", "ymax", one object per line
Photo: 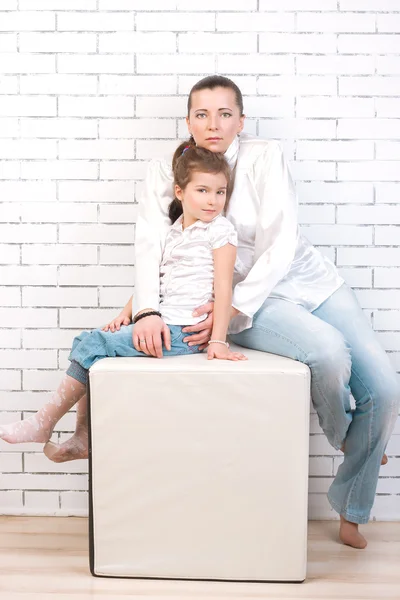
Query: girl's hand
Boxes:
[
  {"xmin": 182, "ymin": 301, "xmax": 214, "ymax": 351},
  {"xmin": 133, "ymin": 315, "xmax": 171, "ymax": 358},
  {"xmin": 102, "ymin": 314, "xmax": 131, "ymax": 333},
  {"xmin": 207, "ymin": 343, "xmax": 248, "ymax": 362}
]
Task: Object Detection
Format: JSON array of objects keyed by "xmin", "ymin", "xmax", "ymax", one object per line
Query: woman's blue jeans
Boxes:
[{"xmin": 230, "ymin": 282, "xmax": 400, "ymax": 524}]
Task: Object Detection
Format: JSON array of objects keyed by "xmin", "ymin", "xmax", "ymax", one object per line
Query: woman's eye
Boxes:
[
  {"xmin": 196, "ymin": 113, "xmax": 206, "ymax": 119},
  {"xmin": 222, "ymin": 113, "xmax": 232, "ymax": 118}
]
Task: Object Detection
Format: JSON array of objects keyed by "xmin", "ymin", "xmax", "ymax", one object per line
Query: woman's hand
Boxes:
[
  {"xmin": 207, "ymin": 343, "xmax": 248, "ymax": 362},
  {"xmin": 182, "ymin": 301, "xmax": 214, "ymax": 351},
  {"xmin": 133, "ymin": 315, "xmax": 171, "ymax": 358},
  {"xmin": 102, "ymin": 314, "xmax": 131, "ymax": 333}
]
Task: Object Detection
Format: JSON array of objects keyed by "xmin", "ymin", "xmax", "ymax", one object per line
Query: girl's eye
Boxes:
[
  {"xmin": 198, "ymin": 188, "xmax": 207, "ymax": 193},
  {"xmin": 217, "ymin": 190, "xmax": 226, "ymax": 195}
]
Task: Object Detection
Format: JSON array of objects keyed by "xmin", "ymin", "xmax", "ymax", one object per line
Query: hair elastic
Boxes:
[{"xmin": 182, "ymin": 145, "xmax": 191, "ymax": 155}]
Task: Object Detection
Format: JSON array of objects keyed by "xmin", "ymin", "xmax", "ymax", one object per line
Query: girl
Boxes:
[
  {"xmin": 0, "ymin": 147, "xmax": 247, "ymax": 458},
  {"xmin": 105, "ymin": 75, "xmax": 399, "ymax": 550}
]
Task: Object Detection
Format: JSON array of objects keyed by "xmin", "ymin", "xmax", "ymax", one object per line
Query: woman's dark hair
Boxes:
[
  {"xmin": 187, "ymin": 75, "xmax": 244, "ymax": 117},
  {"xmin": 169, "ymin": 145, "xmax": 231, "ymax": 223}
]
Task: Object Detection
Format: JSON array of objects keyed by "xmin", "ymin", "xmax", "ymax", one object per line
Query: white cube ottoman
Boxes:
[{"xmin": 88, "ymin": 344, "xmax": 310, "ymax": 582}]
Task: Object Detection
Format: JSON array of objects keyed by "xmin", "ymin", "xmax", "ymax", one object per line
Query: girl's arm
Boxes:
[{"xmin": 208, "ymin": 244, "xmax": 247, "ymax": 362}]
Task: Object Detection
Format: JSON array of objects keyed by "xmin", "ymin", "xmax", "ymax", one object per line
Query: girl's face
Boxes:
[
  {"xmin": 186, "ymin": 87, "xmax": 245, "ymax": 154},
  {"xmin": 175, "ymin": 170, "xmax": 228, "ymax": 229}
]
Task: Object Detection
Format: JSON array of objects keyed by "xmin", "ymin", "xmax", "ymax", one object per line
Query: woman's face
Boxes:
[{"xmin": 186, "ymin": 86, "xmax": 245, "ymax": 154}]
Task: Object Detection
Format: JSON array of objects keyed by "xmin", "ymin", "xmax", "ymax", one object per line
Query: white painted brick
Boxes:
[
  {"xmin": 0, "ymin": 11, "xmax": 55, "ymax": 31},
  {"xmin": 99, "ymin": 287, "xmax": 132, "ymax": 307},
  {"xmin": 0, "ymin": 266, "xmax": 57, "ymax": 286},
  {"xmin": 21, "ymin": 161, "xmax": 98, "ymax": 181},
  {"xmin": 60, "ymin": 308, "xmax": 123, "ymax": 328},
  {"xmin": 99, "ymin": 161, "xmax": 145, "ymax": 182},
  {"xmin": 309, "ymin": 457, "xmax": 333, "ymax": 477},
  {"xmin": 59, "ymin": 224, "xmax": 134, "ymax": 244},
  {"xmin": 23, "ymin": 329, "xmax": 79, "ymax": 349},
  {"xmin": 0, "ymin": 162, "xmax": 20, "ymax": 180},
  {"xmin": 0, "ymin": 244, "xmax": 19, "ymax": 263},
  {"xmin": 375, "ymin": 269, "xmax": 400, "ymax": 288},
  {"xmin": 59, "ymin": 266, "xmax": 134, "ymax": 287},
  {"xmin": 0, "ymin": 0, "xmax": 17, "ymax": 7},
  {"xmin": 259, "ymin": 119, "xmax": 336, "ymax": 140},
  {"xmin": 137, "ymin": 13, "xmax": 214, "ymax": 32},
  {"xmin": 375, "ymin": 98, "xmax": 400, "ymax": 117},
  {"xmin": 25, "ymin": 453, "xmax": 87, "ymax": 475},
  {"xmin": 355, "ymin": 290, "xmax": 400, "ymax": 309},
  {"xmin": 0, "ymin": 474, "xmax": 88, "ymax": 491},
  {"xmin": 290, "ymin": 161, "xmax": 336, "ymax": 182},
  {"xmin": 60, "ymin": 491, "xmax": 88, "ymax": 512},
  {"xmin": 19, "ymin": 33, "xmax": 96, "ymax": 53},
  {"xmin": 371, "ymin": 495, "xmax": 400, "ymax": 521},
  {"xmin": 59, "ymin": 96, "xmax": 133, "ymax": 117},
  {"xmin": 58, "ymin": 54, "xmax": 134, "ymax": 75},
  {"xmin": 377, "ymin": 56, "xmax": 400, "ymax": 74},
  {"xmin": 177, "ymin": 0, "xmax": 257, "ymax": 8},
  {"xmin": 182, "ymin": 32, "xmax": 257, "ymax": 53},
  {"xmin": 375, "ymin": 227, "xmax": 400, "ymax": 246},
  {"xmin": 217, "ymin": 12, "xmax": 294, "ymax": 32},
  {"xmin": 245, "ymin": 97, "xmax": 295, "ymax": 119},
  {"xmin": 339, "ymin": 0, "xmax": 400, "ymax": 9},
  {"xmin": 0, "ymin": 330, "xmax": 20, "ymax": 349},
  {"xmin": 0, "ymin": 140, "xmax": 57, "ymax": 160},
  {"xmin": 99, "ymin": 32, "xmax": 176, "ymax": 54},
  {"xmin": 100, "ymin": 0, "xmax": 175, "ymax": 9},
  {"xmin": 23, "ymin": 369, "xmax": 64, "ymax": 391},
  {"xmin": 338, "ymin": 248, "xmax": 400, "ymax": 267},
  {"xmin": 99, "ymin": 246, "xmax": 135, "ymax": 265},
  {"xmin": 59, "ymin": 181, "xmax": 135, "ymax": 203},
  {"xmin": 0, "ymin": 33, "xmax": 16, "ymax": 52},
  {"xmin": 374, "ymin": 310, "xmax": 400, "ymax": 330},
  {"xmin": 339, "ymin": 34, "xmax": 400, "ymax": 54},
  {"xmin": 0, "ymin": 96, "xmax": 56, "ymax": 116},
  {"xmin": 298, "ymin": 205, "xmax": 335, "ymax": 224},
  {"xmin": 137, "ymin": 54, "xmax": 215, "ymax": 74},
  {"xmin": 260, "ymin": 0, "xmax": 337, "ymax": 8},
  {"xmin": 338, "ymin": 205, "xmax": 400, "ymax": 224},
  {"xmin": 179, "ymin": 75, "xmax": 257, "ymax": 96},
  {"xmin": 308, "ymin": 494, "xmax": 337, "ymax": 521},
  {"xmin": 58, "ymin": 12, "xmax": 133, "ymax": 32},
  {"xmin": 218, "ymin": 54, "xmax": 294, "ymax": 75},
  {"xmin": 0, "ymin": 205, "xmax": 20, "ymax": 223},
  {"xmin": 0, "ymin": 350, "xmax": 56, "ymax": 369},
  {"xmin": 376, "ymin": 332, "xmax": 400, "ymax": 351},
  {"xmin": 0, "ymin": 182, "xmax": 56, "ymax": 202},
  {"xmin": 0, "ymin": 224, "xmax": 56, "ymax": 244},
  {"xmin": 22, "ymin": 245, "xmax": 97, "ymax": 265},
  {"xmin": 99, "ymin": 75, "xmax": 176, "ymax": 96},
  {"xmin": 136, "ymin": 96, "xmax": 186, "ymax": 118},
  {"xmin": 338, "ymin": 268, "xmax": 372, "ymax": 288},
  {"xmin": 297, "ymin": 55, "xmax": 374, "ymax": 75},
  {"xmin": 0, "ymin": 53, "xmax": 55, "ymax": 74},
  {"xmin": 99, "ymin": 204, "xmax": 137, "ymax": 224},
  {"xmin": 22, "ymin": 287, "xmax": 97, "ymax": 308},
  {"xmin": 387, "ymin": 435, "xmax": 400, "ymax": 454},
  {"xmin": 297, "ymin": 12, "xmax": 375, "ymax": 32},
  {"xmin": 340, "ymin": 77, "xmax": 400, "ymax": 97},
  {"xmin": 339, "ymin": 161, "xmax": 400, "ymax": 181},
  {"xmin": 21, "ymin": 118, "xmax": 97, "ymax": 139},
  {"xmin": 376, "ymin": 184, "xmax": 400, "ymax": 204},
  {"xmin": 0, "ymin": 288, "xmax": 21, "ymax": 307},
  {"xmin": 297, "ymin": 141, "xmax": 374, "ymax": 161},
  {"xmin": 0, "ymin": 371, "xmax": 21, "ymax": 391},
  {"xmin": 0, "ymin": 491, "xmax": 22, "ymax": 510},
  {"xmin": 258, "ymin": 76, "xmax": 336, "ymax": 97},
  {"xmin": 338, "ymin": 119, "xmax": 400, "ymax": 140},
  {"xmin": 24, "ymin": 491, "xmax": 59, "ymax": 512},
  {"xmin": 20, "ymin": 0, "xmax": 96, "ymax": 7},
  {"xmin": 21, "ymin": 75, "xmax": 97, "ymax": 95},
  {"xmin": 0, "ymin": 76, "xmax": 18, "ymax": 94},
  {"xmin": 301, "ymin": 225, "xmax": 373, "ymax": 246},
  {"xmin": 297, "ymin": 97, "xmax": 374, "ymax": 118},
  {"xmin": 59, "ymin": 140, "xmax": 134, "ymax": 160},
  {"xmin": 309, "ymin": 478, "xmax": 332, "ymax": 494},
  {"xmin": 261, "ymin": 33, "xmax": 336, "ymax": 53},
  {"xmin": 377, "ymin": 142, "xmax": 400, "ymax": 160},
  {"xmin": 0, "ymin": 453, "xmax": 22, "ymax": 473},
  {"xmin": 99, "ymin": 118, "xmax": 175, "ymax": 139},
  {"xmin": 136, "ymin": 140, "xmax": 181, "ymax": 160}
]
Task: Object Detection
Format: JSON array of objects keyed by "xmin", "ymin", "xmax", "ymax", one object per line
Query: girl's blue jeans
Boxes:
[
  {"xmin": 66, "ymin": 324, "xmax": 201, "ymax": 386},
  {"xmin": 230, "ymin": 282, "xmax": 399, "ymax": 524}
]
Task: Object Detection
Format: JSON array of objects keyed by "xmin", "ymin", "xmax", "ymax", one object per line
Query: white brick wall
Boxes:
[{"xmin": 0, "ymin": 4, "xmax": 399, "ymax": 520}]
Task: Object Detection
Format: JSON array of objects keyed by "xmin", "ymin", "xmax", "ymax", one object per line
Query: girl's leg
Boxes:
[
  {"xmin": 43, "ymin": 394, "xmax": 88, "ymax": 462},
  {"xmin": 0, "ymin": 375, "xmax": 86, "ymax": 444}
]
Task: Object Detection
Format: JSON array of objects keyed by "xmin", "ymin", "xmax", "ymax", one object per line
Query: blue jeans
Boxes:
[
  {"xmin": 230, "ymin": 282, "xmax": 400, "ymax": 524},
  {"xmin": 66, "ymin": 324, "xmax": 201, "ymax": 386}
]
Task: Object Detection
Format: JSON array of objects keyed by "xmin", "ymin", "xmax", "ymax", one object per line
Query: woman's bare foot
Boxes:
[
  {"xmin": 43, "ymin": 430, "xmax": 88, "ymax": 463},
  {"xmin": 341, "ymin": 443, "xmax": 387, "ymax": 466},
  {"xmin": 339, "ymin": 515, "xmax": 367, "ymax": 549}
]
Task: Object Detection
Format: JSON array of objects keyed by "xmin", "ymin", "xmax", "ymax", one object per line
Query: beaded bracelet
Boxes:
[
  {"xmin": 207, "ymin": 340, "xmax": 230, "ymax": 348},
  {"xmin": 132, "ymin": 310, "xmax": 161, "ymax": 324}
]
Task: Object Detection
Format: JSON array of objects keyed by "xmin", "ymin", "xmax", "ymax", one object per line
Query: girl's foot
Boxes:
[
  {"xmin": 341, "ymin": 443, "xmax": 387, "ymax": 466},
  {"xmin": 339, "ymin": 515, "xmax": 367, "ymax": 549},
  {"xmin": 0, "ymin": 415, "xmax": 53, "ymax": 444},
  {"xmin": 43, "ymin": 430, "xmax": 88, "ymax": 463}
]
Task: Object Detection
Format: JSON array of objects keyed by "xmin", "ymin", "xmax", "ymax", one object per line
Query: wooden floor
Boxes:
[{"xmin": 0, "ymin": 517, "xmax": 399, "ymax": 599}]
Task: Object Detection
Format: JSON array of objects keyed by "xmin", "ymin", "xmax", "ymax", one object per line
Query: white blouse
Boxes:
[
  {"xmin": 133, "ymin": 133, "xmax": 344, "ymax": 334},
  {"xmin": 159, "ymin": 214, "xmax": 237, "ymax": 325}
]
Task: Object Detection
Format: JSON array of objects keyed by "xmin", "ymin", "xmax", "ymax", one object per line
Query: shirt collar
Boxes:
[{"xmin": 224, "ymin": 134, "xmax": 240, "ymax": 170}]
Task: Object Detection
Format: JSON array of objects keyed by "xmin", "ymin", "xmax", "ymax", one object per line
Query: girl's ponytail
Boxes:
[{"xmin": 171, "ymin": 136, "xmax": 195, "ymax": 171}]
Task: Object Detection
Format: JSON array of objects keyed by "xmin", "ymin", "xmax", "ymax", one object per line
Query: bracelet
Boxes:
[
  {"xmin": 133, "ymin": 310, "xmax": 162, "ymax": 324},
  {"xmin": 207, "ymin": 340, "xmax": 230, "ymax": 348}
]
